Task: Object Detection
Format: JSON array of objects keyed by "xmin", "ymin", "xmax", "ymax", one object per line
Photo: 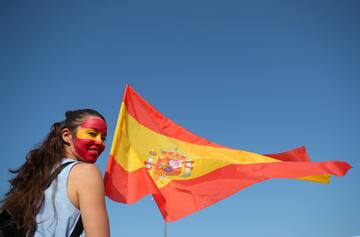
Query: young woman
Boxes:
[{"xmin": 1, "ymin": 109, "xmax": 110, "ymax": 236}]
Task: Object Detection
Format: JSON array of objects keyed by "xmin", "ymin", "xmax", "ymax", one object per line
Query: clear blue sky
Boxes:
[{"xmin": 1, "ymin": 1, "xmax": 359, "ymax": 236}]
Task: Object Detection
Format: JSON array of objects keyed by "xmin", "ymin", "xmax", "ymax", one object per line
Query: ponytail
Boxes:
[{"xmin": 2, "ymin": 121, "xmax": 65, "ymax": 235}]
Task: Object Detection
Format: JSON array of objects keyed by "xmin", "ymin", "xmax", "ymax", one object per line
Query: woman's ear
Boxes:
[{"xmin": 62, "ymin": 128, "xmax": 72, "ymax": 145}]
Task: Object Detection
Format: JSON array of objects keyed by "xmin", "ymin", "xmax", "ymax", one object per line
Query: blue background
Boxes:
[{"xmin": 1, "ymin": 1, "xmax": 359, "ymax": 236}]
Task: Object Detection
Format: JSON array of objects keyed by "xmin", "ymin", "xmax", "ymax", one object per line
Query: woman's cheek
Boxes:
[{"xmin": 74, "ymin": 139, "xmax": 99, "ymax": 163}]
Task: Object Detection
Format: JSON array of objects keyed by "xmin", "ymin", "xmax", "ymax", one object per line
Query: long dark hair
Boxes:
[{"xmin": 1, "ymin": 109, "xmax": 105, "ymax": 236}]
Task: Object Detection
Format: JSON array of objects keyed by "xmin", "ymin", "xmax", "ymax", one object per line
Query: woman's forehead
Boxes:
[{"xmin": 79, "ymin": 117, "xmax": 107, "ymax": 134}]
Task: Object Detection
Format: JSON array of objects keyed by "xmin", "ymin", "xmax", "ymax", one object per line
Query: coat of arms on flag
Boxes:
[{"xmin": 145, "ymin": 148, "xmax": 194, "ymax": 181}]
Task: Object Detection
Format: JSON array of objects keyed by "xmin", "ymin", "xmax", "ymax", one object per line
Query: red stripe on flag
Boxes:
[
  {"xmin": 104, "ymin": 155, "xmax": 351, "ymax": 221},
  {"xmin": 157, "ymin": 160, "xmax": 351, "ymax": 221},
  {"xmin": 265, "ymin": 146, "xmax": 310, "ymax": 162},
  {"xmin": 124, "ymin": 85, "xmax": 226, "ymax": 148},
  {"xmin": 124, "ymin": 85, "xmax": 311, "ymax": 162},
  {"xmin": 104, "ymin": 155, "xmax": 157, "ymax": 204}
]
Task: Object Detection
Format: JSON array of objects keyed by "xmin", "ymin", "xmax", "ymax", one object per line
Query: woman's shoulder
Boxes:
[
  {"xmin": 68, "ymin": 163, "xmax": 103, "ymax": 188},
  {"xmin": 71, "ymin": 162, "xmax": 102, "ymax": 174},
  {"xmin": 66, "ymin": 162, "xmax": 105, "ymax": 211}
]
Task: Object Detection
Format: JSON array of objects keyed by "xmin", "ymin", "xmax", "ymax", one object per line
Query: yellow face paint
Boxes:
[{"xmin": 76, "ymin": 128, "xmax": 106, "ymax": 144}]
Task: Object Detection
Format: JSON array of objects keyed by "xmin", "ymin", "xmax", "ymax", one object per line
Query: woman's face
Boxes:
[{"xmin": 72, "ymin": 116, "xmax": 107, "ymax": 163}]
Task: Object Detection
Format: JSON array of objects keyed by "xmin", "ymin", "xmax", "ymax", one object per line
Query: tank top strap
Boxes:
[{"xmin": 34, "ymin": 158, "xmax": 84, "ymax": 237}]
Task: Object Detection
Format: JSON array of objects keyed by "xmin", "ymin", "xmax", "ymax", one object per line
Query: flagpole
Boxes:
[{"xmin": 164, "ymin": 221, "xmax": 168, "ymax": 237}]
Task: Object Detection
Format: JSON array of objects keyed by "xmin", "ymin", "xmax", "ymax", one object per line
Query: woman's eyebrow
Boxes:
[{"xmin": 84, "ymin": 128, "xmax": 107, "ymax": 134}]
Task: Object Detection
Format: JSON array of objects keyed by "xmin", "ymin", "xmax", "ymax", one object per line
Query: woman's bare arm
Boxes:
[{"xmin": 68, "ymin": 163, "xmax": 110, "ymax": 237}]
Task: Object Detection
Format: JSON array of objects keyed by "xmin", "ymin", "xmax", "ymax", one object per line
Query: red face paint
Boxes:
[{"xmin": 74, "ymin": 117, "xmax": 107, "ymax": 163}]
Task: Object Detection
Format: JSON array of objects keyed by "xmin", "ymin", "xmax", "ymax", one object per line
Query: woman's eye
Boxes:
[
  {"xmin": 101, "ymin": 136, "xmax": 106, "ymax": 142},
  {"xmin": 88, "ymin": 132, "xmax": 97, "ymax": 137}
]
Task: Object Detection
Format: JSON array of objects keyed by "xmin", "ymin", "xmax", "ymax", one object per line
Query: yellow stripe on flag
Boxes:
[{"xmin": 110, "ymin": 103, "xmax": 283, "ymax": 188}]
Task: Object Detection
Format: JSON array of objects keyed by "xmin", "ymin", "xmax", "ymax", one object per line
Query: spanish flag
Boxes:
[{"xmin": 104, "ymin": 84, "xmax": 351, "ymax": 222}]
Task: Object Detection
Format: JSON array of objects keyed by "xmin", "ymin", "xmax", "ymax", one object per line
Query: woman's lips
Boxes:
[{"xmin": 88, "ymin": 147, "xmax": 100, "ymax": 156}]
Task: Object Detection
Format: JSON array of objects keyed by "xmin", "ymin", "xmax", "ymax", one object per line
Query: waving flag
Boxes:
[{"xmin": 104, "ymin": 84, "xmax": 351, "ymax": 222}]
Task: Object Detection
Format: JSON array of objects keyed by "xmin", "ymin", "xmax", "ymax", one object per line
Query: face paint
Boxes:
[{"xmin": 74, "ymin": 117, "xmax": 107, "ymax": 163}]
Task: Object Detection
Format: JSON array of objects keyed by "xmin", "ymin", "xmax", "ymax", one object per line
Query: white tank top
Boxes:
[{"xmin": 34, "ymin": 158, "xmax": 84, "ymax": 237}]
